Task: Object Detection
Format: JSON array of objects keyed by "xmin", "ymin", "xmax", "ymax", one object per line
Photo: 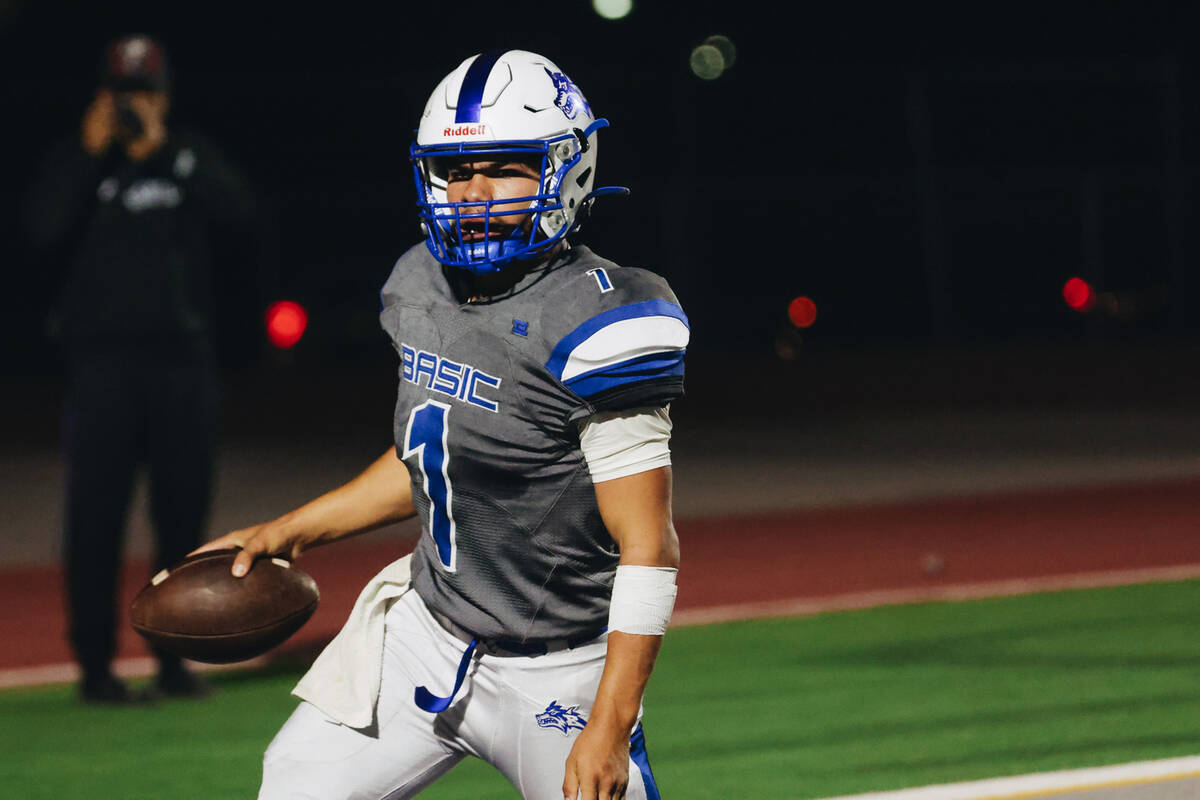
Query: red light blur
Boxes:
[
  {"xmin": 788, "ymin": 296, "xmax": 818, "ymax": 328},
  {"xmin": 265, "ymin": 300, "xmax": 308, "ymax": 349},
  {"xmin": 1062, "ymin": 277, "xmax": 1096, "ymax": 312}
]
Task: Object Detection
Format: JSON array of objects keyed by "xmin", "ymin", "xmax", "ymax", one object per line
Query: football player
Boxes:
[{"xmin": 197, "ymin": 49, "xmax": 687, "ymax": 800}]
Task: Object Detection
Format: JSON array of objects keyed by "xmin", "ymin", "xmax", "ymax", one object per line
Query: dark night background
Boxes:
[{"xmin": 1, "ymin": 0, "xmax": 1197, "ymax": 406}]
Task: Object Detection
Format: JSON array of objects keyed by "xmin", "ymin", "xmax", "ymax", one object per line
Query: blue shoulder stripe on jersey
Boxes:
[
  {"xmin": 563, "ymin": 350, "xmax": 686, "ymax": 399},
  {"xmin": 629, "ymin": 723, "xmax": 662, "ymax": 800},
  {"xmin": 545, "ymin": 299, "xmax": 689, "ymax": 381},
  {"xmin": 455, "ymin": 50, "xmax": 507, "ymax": 124}
]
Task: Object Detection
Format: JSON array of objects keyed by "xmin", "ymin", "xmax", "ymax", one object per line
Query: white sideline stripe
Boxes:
[
  {"xmin": 669, "ymin": 562, "xmax": 1200, "ymax": 627},
  {"xmin": 815, "ymin": 755, "xmax": 1200, "ymax": 800},
  {"xmin": 5, "ymin": 563, "xmax": 1200, "ymax": 690}
]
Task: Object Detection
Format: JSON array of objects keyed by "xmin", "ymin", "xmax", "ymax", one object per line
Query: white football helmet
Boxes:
[{"xmin": 411, "ymin": 50, "xmax": 627, "ymax": 274}]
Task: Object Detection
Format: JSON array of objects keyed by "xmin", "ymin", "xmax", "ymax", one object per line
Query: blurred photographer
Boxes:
[{"xmin": 23, "ymin": 34, "xmax": 255, "ymax": 704}]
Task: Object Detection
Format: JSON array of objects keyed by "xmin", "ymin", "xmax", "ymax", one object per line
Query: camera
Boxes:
[{"xmin": 113, "ymin": 95, "xmax": 144, "ymax": 140}]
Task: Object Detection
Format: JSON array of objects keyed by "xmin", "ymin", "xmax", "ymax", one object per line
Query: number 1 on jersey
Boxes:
[{"xmin": 403, "ymin": 401, "xmax": 457, "ymax": 571}]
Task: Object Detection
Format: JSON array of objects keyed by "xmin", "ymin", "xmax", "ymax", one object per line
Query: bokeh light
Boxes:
[
  {"xmin": 704, "ymin": 35, "xmax": 736, "ymax": 68},
  {"xmin": 788, "ymin": 296, "xmax": 818, "ymax": 328},
  {"xmin": 690, "ymin": 35, "xmax": 737, "ymax": 80},
  {"xmin": 1062, "ymin": 277, "xmax": 1096, "ymax": 312},
  {"xmin": 266, "ymin": 300, "xmax": 309, "ymax": 349},
  {"xmin": 689, "ymin": 44, "xmax": 725, "ymax": 80},
  {"xmin": 592, "ymin": 0, "xmax": 633, "ymax": 20}
]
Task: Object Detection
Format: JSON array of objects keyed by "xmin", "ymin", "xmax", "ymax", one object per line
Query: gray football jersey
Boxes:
[{"xmin": 378, "ymin": 243, "xmax": 689, "ymax": 642}]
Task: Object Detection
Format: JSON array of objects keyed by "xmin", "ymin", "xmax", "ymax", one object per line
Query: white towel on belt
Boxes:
[{"xmin": 291, "ymin": 554, "xmax": 413, "ymax": 729}]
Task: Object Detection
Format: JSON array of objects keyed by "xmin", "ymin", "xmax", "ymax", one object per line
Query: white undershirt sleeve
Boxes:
[{"xmin": 576, "ymin": 405, "xmax": 673, "ymax": 483}]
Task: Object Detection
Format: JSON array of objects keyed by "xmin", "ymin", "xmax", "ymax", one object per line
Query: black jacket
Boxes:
[{"xmin": 24, "ymin": 130, "xmax": 254, "ymax": 362}]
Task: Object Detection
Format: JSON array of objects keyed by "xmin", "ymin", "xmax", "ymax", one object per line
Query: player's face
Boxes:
[{"xmin": 443, "ymin": 157, "xmax": 542, "ymax": 242}]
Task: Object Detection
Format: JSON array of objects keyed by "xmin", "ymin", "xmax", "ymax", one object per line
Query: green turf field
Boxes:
[{"xmin": 4, "ymin": 580, "xmax": 1200, "ymax": 799}]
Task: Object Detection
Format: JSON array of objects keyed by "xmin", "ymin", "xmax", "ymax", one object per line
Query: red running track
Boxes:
[{"xmin": 2, "ymin": 477, "xmax": 1199, "ymax": 672}]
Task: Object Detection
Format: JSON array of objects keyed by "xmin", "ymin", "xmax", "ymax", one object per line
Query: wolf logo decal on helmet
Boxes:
[{"xmin": 544, "ymin": 67, "xmax": 591, "ymax": 121}]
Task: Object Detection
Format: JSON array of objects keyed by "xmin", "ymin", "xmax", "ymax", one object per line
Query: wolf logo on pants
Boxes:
[{"xmin": 536, "ymin": 701, "xmax": 588, "ymax": 736}]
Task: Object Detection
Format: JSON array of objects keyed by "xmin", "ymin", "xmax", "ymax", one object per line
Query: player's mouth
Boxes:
[{"xmin": 457, "ymin": 221, "xmax": 518, "ymax": 243}]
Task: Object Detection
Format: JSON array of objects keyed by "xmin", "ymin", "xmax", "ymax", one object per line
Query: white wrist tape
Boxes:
[{"xmin": 607, "ymin": 565, "xmax": 678, "ymax": 636}]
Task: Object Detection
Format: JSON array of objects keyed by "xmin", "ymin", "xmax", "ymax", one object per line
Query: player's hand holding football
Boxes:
[
  {"xmin": 562, "ymin": 718, "xmax": 631, "ymax": 800},
  {"xmin": 191, "ymin": 514, "xmax": 313, "ymax": 578}
]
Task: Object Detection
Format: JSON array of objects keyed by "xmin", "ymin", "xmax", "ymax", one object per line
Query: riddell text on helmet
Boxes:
[{"xmin": 444, "ymin": 124, "xmax": 486, "ymax": 136}]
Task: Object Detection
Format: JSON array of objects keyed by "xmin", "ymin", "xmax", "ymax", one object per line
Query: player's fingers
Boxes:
[
  {"xmin": 231, "ymin": 547, "xmax": 258, "ymax": 577},
  {"xmin": 562, "ymin": 765, "xmax": 579, "ymax": 800},
  {"xmin": 189, "ymin": 531, "xmax": 247, "ymax": 556},
  {"xmin": 190, "ymin": 527, "xmax": 266, "ymax": 576},
  {"xmin": 232, "ymin": 526, "xmax": 286, "ymax": 576},
  {"xmin": 601, "ymin": 778, "xmax": 619, "ymax": 800}
]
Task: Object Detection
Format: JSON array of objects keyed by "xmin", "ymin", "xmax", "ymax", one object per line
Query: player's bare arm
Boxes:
[
  {"xmin": 193, "ymin": 447, "xmax": 416, "ymax": 576},
  {"xmin": 565, "ymin": 466, "xmax": 679, "ymax": 800}
]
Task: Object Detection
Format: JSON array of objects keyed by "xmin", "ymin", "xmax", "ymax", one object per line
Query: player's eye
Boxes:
[
  {"xmin": 428, "ymin": 157, "xmax": 464, "ymax": 182},
  {"xmin": 504, "ymin": 159, "xmax": 542, "ymax": 177},
  {"xmin": 445, "ymin": 164, "xmax": 479, "ymax": 182}
]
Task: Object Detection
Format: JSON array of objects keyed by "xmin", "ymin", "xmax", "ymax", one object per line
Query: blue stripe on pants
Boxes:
[{"xmin": 629, "ymin": 723, "xmax": 661, "ymax": 800}]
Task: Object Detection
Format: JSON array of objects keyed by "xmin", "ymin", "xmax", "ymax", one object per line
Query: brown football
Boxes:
[{"xmin": 130, "ymin": 548, "xmax": 319, "ymax": 664}]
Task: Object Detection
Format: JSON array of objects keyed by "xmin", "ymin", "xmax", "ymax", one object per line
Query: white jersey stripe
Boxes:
[{"xmin": 560, "ymin": 315, "xmax": 690, "ymax": 382}]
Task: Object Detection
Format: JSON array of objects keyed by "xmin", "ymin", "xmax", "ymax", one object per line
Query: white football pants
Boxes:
[{"xmin": 258, "ymin": 590, "xmax": 662, "ymax": 799}]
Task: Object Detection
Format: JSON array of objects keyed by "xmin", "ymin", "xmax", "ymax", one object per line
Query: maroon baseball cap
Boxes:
[{"xmin": 101, "ymin": 35, "xmax": 170, "ymax": 93}]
